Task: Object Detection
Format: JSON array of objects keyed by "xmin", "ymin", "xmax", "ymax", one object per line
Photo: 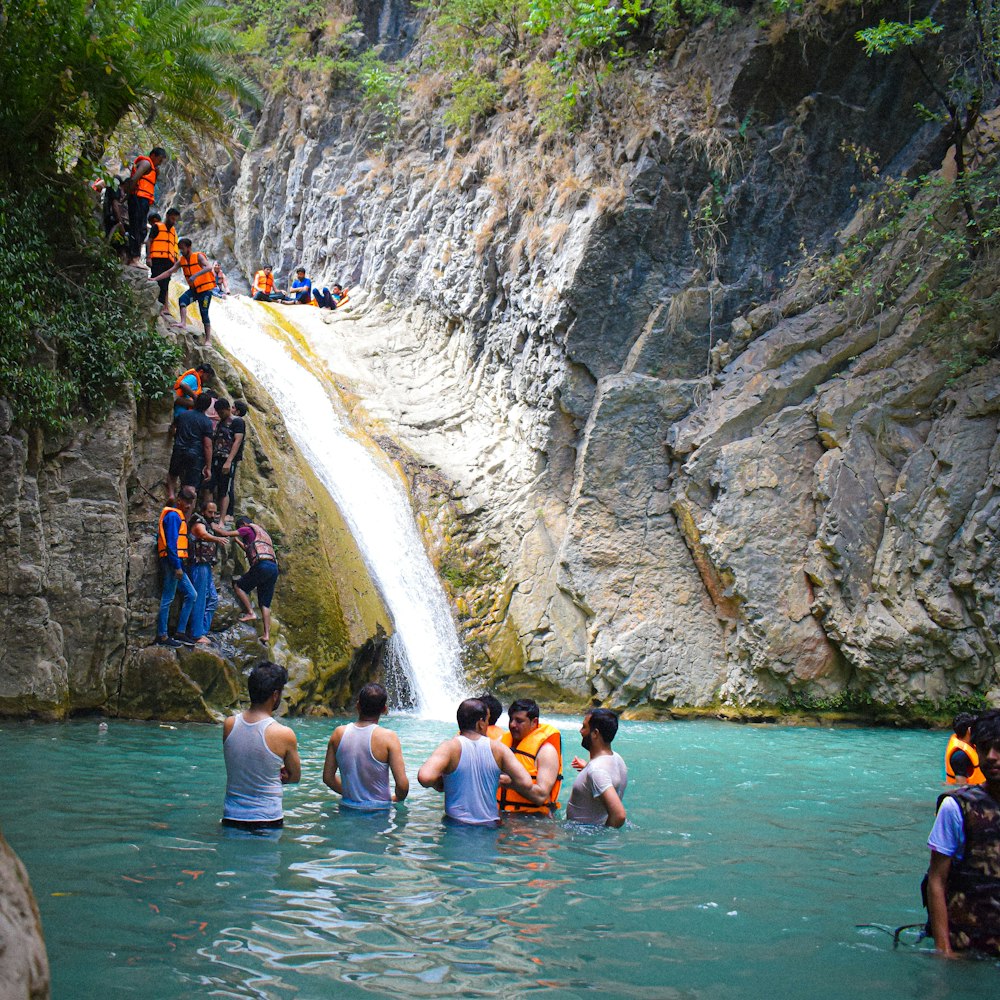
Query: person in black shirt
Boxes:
[
  {"xmin": 220, "ymin": 400, "xmax": 248, "ymax": 521},
  {"xmin": 167, "ymin": 393, "xmax": 214, "ymax": 500}
]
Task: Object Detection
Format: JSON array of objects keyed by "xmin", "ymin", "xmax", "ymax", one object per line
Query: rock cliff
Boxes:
[
  {"xmin": 0, "ymin": 278, "xmax": 390, "ymax": 720},
  {"xmin": 152, "ymin": 4, "xmax": 1000, "ymax": 717},
  {"xmin": 0, "ymin": 828, "xmax": 48, "ymax": 1000}
]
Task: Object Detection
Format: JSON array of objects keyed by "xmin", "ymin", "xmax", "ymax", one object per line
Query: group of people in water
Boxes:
[
  {"xmin": 927, "ymin": 710, "xmax": 1000, "ymax": 957},
  {"xmin": 223, "ymin": 664, "xmax": 629, "ymax": 833},
  {"xmin": 96, "ymin": 148, "xmax": 349, "ymax": 347},
  {"xmin": 157, "ymin": 364, "xmax": 280, "ymax": 648}
]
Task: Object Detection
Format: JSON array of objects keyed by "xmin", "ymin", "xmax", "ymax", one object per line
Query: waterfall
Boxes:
[{"xmin": 212, "ymin": 299, "xmax": 467, "ymax": 720}]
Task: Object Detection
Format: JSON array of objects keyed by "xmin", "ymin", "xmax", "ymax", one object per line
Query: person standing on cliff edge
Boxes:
[
  {"xmin": 123, "ymin": 147, "xmax": 166, "ymax": 266},
  {"xmin": 155, "ymin": 486, "xmax": 197, "ymax": 648},
  {"xmin": 222, "ymin": 661, "xmax": 300, "ymax": 833}
]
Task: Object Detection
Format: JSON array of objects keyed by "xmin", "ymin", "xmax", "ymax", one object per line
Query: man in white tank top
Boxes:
[
  {"xmin": 222, "ymin": 661, "xmax": 300, "ymax": 830},
  {"xmin": 323, "ymin": 683, "xmax": 409, "ymax": 809},
  {"xmin": 418, "ymin": 699, "xmax": 544, "ymax": 826}
]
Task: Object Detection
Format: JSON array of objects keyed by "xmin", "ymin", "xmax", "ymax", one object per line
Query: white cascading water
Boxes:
[{"xmin": 212, "ymin": 298, "xmax": 467, "ymax": 719}]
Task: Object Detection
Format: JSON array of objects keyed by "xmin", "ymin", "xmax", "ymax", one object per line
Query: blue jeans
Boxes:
[
  {"xmin": 204, "ymin": 571, "xmax": 219, "ymax": 634},
  {"xmin": 158, "ymin": 559, "xmax": 197, "ymax": 637},
  {"xmin": 177, "ymin": 563, "xmax": 214, "ymax": 639}
]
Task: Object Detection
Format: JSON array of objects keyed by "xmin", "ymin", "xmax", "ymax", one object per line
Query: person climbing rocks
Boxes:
[
  {"xmin": 222, "ymin": 661, "xmax": 300, "ymax": 832},
  {"xmin": 228, "ymin": 516, "xmax": 280, "ymax": 645},
  {"xmin": 148, "ymin": 238, "xmax": 217, "ymax": 344},
  {"xmin": 323, "ymin": 683, "xmax": 410, "ymax": 810},
  {"xmin": 289, "ymin": 267, "xmax": 313, "ymax": 304},
  {"xmin": 251, "ymin": 265, "xmax": 291, "ymax": 303},
  {"xmin": 497, "ymin": 698, "xmax": 563, "ymax": 817},
  {"xmin": 418, "ymin": 699, "xmax": 543, "ymax": 827},
  {"xmin": 944, "ymin": 712, "xmax": 986, "ymax": 786},
  {"xmin": 167, "ymin": 392, "xmax": 213, "ymax": 501},
  {"xmin": 123, "ymin": 147, "xmax": 166, "ymax": 266},
  {"xmin": 566, "ymin": 709, "xmax": 628, "ymax": 828},
  {"xmin": 926, "ymin": 709, "xmax": 1000, "ymax": 957},
  {"xmin": 146, "ymin": 207, "xmax": 181, "ymax": 320},
  {"xmin": 173, "ymin": 363, "xmax": 214, "ymax": 420},
  {"xmin": 155, "ymin": 486, "xmax": 197, "ymax": 648},
  {"xmin": 210, "ymin": 398, "xmax": 244, "ymax": 519},
  {"xmin": 220, "ymin": 400, "xmax": 248, "ymax": 522},
  {"xmin": 175, "ymin": 497, "xmax": 230, "ymax": 646},
  {"xmin": 210, "ymin": 261, "xmax": 230, "ymax": 298}
]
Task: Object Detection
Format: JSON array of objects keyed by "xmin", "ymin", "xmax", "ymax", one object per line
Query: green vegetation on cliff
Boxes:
[{"xmin": 0, "ymin": 0, "xmax": 257, "ymax": 432}]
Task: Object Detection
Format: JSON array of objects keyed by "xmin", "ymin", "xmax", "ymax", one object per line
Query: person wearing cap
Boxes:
[{"xmin": 289, "ymin": 267, "xmax": 313, "ymax": 305}]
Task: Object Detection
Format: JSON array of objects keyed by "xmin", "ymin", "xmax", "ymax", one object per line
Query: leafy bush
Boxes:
[{"xmin": 0, "ymin": 193, "xmax": 180, "ymax": 434}]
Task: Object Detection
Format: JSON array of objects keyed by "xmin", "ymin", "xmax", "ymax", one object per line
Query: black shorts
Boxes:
[
  {"xmin": 211, "ymin": 462, "xmax": 233, "ymax": 501},
  {"xmin": 169, "ymin": 449, "xmax": 204, "ymax": 488},
  {"xmin": 236, "ymin": 559, "xmax": 279, "ymax": 608},
  {"xmin": 221, "ymin": 817, "xmax": 283, "ymax": 831}
]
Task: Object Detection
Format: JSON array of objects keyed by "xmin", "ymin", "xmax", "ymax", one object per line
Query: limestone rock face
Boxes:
[
  {"xmin": 0, "ymin": 320, "xmax": 390, "ymax": 719},
  {"xmin": 211, "ymin": 9, "xmax": 1000, "ymax": 714},
  {"xmin": 0, "ymin": 828, "xmax": 49, "ymax": 1000}
]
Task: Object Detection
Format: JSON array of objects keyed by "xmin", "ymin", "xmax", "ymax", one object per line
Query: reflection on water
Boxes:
[{"xmin": 1, "ymin": 717, "xmax": 998, "ymax": 998}]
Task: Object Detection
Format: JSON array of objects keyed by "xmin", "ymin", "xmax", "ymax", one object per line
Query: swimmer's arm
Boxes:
[
  {"xmin": 386, "ymin": 731, "xmax": 409, "ymax": 802},
  {"xmin": 222, "ymin": 716, "xmax": 235, "ymax": 743},
  {"xmin": 497, "ymin": 745, "xmax": 545, "ymax": 804},
  {"xmin": 322, "ymin": 728, "xmax": 344, "ymax": 795},
  {"xmin": 417, "ymin": 740, "xmax": 455, "ymax": 792},
  {"xmin": 276, "ymin": 726, "xmax": 301, "ymax": 784},
  {"xmin": 533, "ymin": 743, "xmax": 560, "ymax": 801},
  {"xmin": 927, "ymin": 851, "xmax": 956, "ymax": 958},
  {"xmin": 599, "ymin": 786, "xmax": 626, "ymax": 828}
]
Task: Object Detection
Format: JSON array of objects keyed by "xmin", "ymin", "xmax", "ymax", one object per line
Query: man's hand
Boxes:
[
  {"xmin": 498, "ymin": 774, "xmax": 512, "ymax": 788},
  {"xmin": 202, "ymin": 465, "xmax": 210, "ymax": 480},
  {"xmin": 572, "ymin": 756, "xmax": 587, "ymax": 771},
  {"xmin": 280, "ymin": 766, "xmax": 291, "ymax": 784}
]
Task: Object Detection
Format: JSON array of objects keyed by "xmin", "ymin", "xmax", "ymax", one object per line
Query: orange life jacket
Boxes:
[
  {"xmin": 498, "ymin": 723, "xmax": 562, "ymax": 814},
  {"xmin": 180, "ymin": 252, "xmax": 216, "ymax": 294},
  {"xmin": 946, "ymin": 734, "xmax": 986, "ymax": 785},
  {"xmin": 173, "ymin": 369, "xmax": 202, "ymax": 402},
  {"xmin": 157, "ymin": 507, "xmax": 189, "ymax": 560},
  {"xmin": 244, "ymin": 524, "xmax": 277, "ymax": 567},
  {"xmin": 149, "ymin": 222, "xmax": 178, "ymax": 261},
  {"xmin": 131, "ymin": 155, "xmax": 157, "ymax": 202},
  {"xmin": 486, "ymin": 724, "xmax": 503, "ymax": 741},
  {"xmin": 253, "ymin": 270, "xmax": 275, "ymax": 295}
]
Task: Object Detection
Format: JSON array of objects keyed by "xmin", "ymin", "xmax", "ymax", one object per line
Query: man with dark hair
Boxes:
[
  {"xmin": 927, "ymin": 709, "xmax": 1000, "ymax": 956},
  {"xmin": 497, "ymin": 697, "xmax": 563, "ymax": 816},
  {"xmin": 289, "ymin": 267, "xmax": 312, "ymax": 304},
  {"xmin": 173, "ymin": 363, "xmax": 214, "ymax": 419},
  {"xmin": 155, "ymin": 486, "xmax": 197, "ymax": 647},
  {"xmin": 221, "ymin": 400, "xmax": 248, "ymax": 521},
  {"xmin": 480, "ymin": 694, "xmax": 504, "ymax": 740},
  {"xmin": 146, "ymin": 206, "xmax": 180, "ymax": 318},
  {"xmin": 418, "ymin": 699, "xmax": 543, "ymax": 826},
  {"xmin": 322, "ymin": 683, "xmax": 409, "ymax": 809},
  {"xmin": 944, "ymin": 712, "xmax": 985, "ymax": 786},
  {"xmin": 566, "ymin": 709, "xmax": 628, "ymax": 828},
  {"xmin": 229, "ymin": 516, "xmax": 280, "ymax": 645},
  {"xmin": 123, "ymin": 146, "xmax": 166, "ymax": 265},
  {"xmin": 222, "ymin": 660, "xmax": 300, "ymax": 831},
  {"xmin": 167, "ymin": 391, "xmax": 213, "ymax": 501},
  {"xmin": 151, "ymin": 237, "xmax": 217, "ymax": 344},
  {"xmin": 176, "ymin": 498, "xmax": 229, "ymax": 646}
]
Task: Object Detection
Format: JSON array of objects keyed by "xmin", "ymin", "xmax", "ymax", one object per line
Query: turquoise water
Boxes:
[{"xmin": 0, "ymin": 717, "xmax": 996, "ymax": 997}]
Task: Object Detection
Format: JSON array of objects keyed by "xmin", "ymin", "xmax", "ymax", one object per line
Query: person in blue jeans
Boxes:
[
  {"xmin": 156, "ymin": 487, "xmax": 197, "ymax": 647},
  {"xmin": 176, "ymin": 499, "xmax": 229, "ymax": 645}
]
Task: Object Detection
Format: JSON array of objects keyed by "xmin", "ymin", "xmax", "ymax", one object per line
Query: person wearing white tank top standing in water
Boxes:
[
  {"xmin": 222, "ymin": 661, "xmax": 301, "ymax": 831},
  {"xmin": 322, "ymin": 683, "xmax": 409, "ymax": 809},
  {"xmin": 418, "ymin": 699, "xmax": 545, "ymax": 826}
]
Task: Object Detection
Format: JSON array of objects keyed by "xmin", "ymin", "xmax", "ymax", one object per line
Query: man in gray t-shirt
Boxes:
[{"xmin": 566, "ymin": 709, "xmax": 628, "ymax": 828}]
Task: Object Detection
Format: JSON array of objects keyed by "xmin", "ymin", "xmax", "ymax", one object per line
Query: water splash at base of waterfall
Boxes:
[{"xmin": 213, "ymin": 299, "xmax": 467, "ymax": 720}]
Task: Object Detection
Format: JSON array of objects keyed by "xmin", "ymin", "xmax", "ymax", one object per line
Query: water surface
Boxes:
[{"xmin": 1, "ymin": 718, "xmax": 995, "ymax": 997}]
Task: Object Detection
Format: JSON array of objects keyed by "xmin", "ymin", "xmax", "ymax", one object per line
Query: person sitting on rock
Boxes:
[
  {"xmin": 211, "ymin": 261, "xmax": 230, "ymax": 298},
  {"xmin": 251, "ymin": 265, "xmax": 292, "ymax": 303},
  {"xmin": 331, "ymin": 283, "xmax": 350, "ymax": 308},
  {"xmin": 289, "ymin": 267, "xmax": 313, "ymax": 304}
]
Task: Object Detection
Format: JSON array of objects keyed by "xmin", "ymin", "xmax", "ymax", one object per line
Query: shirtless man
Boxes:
[
  {"xmin": 418, "ymin": 698, "xmax": 544, "ymax": 826},
  {"xmin": 221, "ymin": 661, "xmax": 300, "ymax": 831},
  {"xmin": 323, "ymin": 683, "xmax": 409, "ymax": 809}
]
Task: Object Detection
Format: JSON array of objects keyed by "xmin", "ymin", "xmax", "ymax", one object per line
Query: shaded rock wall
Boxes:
[
  {"xmin": 0, "ymin": 828, "xmax": 48, "ymax": 1000},
  {"xmin": 216, "ymin": 6, "xmax": 998, "ymax": 712}
]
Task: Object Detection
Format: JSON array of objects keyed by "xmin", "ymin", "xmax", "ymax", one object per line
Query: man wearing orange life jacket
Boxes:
[
  {"xmin": 146, "ymin": 206, "xmax": 181, "ymax": 318},
  {"xmin": 124, "ymin": 147, "xmax": 166, "ymax": 266},
  {"xmin": 945, "ymin": 712, "xmax": 987, "ymax": 786},
  {"xmin": 497, "ymin": 698, "xmax": 563, "ymax": 816},
  {"xmin": 172, "ymin": 363, "xmax": 214, "ymax": 420},
  {"xmin": 150, "ymin": 238, "xmax": 217, "ymax": 345},
  {"xmin": 252, "ymin": 265, "xmax": 291, "ymax": 303},
  {"xmin": 156, "ymin": 486, "xmax": 197, "ymax": 648}
]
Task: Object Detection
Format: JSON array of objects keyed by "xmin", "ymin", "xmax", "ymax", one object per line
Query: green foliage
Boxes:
[
  {"xmin": 855, "ymin": 16, "xmax": 942, "ymax": 56},
  {"xmin": 0, "ymin": 193, "xmax": 180, "ymax": 434},
  {"xmin": 358, "ymin": 49, "xmax": 406, "ymax": 136},
  {"xmin": 444, "ymin": 74, "xmax": 504, "ymax": 129},
  {"xmin": 0, "ymin": 0, "xmax": 259, "ymax": 190}
]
